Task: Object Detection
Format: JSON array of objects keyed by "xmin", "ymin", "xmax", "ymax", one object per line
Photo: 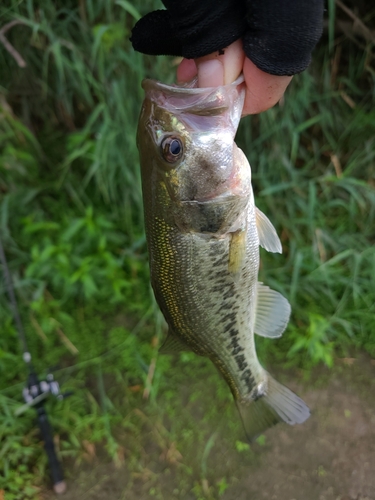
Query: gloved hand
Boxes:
[
  {"xmin": 131, "ymin": 0, "xmax": 324, "ymax": 75},
  {"xmin": 131, "ymin": 0, "xmax": 324, "ymax": 114}
]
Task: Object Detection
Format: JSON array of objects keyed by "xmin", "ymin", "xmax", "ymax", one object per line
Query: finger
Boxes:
[
  {"xmin": 242, "ymin": 58, "xmax": 292, "ymax": 115},
  {"xmin": 195, "ymin": 39, "xmax": 245, "ymax": 87},
  {"xmin": 196, "ymin": 57, "xmax": 224, "ymax": 87},
  {"xmin": 176, "ymin": 58, "xmax": 197, "ymax": 83},
  {"xmin": 220, "ymin": 39, "xmax": 245, "ymax": 84}
]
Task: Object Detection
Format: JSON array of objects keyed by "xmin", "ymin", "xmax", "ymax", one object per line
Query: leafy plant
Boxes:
[
  {"xmin": 0, "ymin": 0, "xmax": 374, "ymax": 497},
  {"xmin": 288, "ymin": 313, "xmax": 334, "ymax": 368},
  {"xmin": 23, "ymin": 206, "xmax": 131, "ymax": 302}
]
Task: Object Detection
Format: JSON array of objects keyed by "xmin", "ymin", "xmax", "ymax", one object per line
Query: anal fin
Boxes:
[
  {"xmin": 255, "ymin": 207, "xmax": 282, "ymax": 253},
  {"xmin": 255, "ymin": 283, "xmax": 291, "ymax": 338}
]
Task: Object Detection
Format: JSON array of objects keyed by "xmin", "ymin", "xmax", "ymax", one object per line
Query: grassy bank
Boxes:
[{"xmin": 0, "ymin": 1, "xmax": 374, "ymax": 498}]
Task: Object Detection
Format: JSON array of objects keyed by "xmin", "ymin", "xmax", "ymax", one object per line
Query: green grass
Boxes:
[
  {"xmin": 238, "ymin": 50, "xmax": 375, "ymax": 365},
  {"xmin": 0, "ymin": 0, "xmax": 374, "ymax": 498}
]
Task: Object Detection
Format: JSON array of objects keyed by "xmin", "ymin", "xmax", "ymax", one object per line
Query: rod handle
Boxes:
[{"xmin": 36, "ymin": 407, "xmax": 66, "ymax": 494}]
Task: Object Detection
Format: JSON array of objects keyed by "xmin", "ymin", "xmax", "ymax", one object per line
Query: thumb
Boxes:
[{"xmin": 195, "ymin": 40, "xmax": 244, "ymax": 87}]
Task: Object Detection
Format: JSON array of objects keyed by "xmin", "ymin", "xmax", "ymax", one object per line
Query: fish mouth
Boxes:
[
  {"xmin": 142, "ymin": 76, "xmax": 245, "ymax": 116},
  {"xmin": 180, "ymin": 194, "xmax": 237, "ymax": 206},
  {"xmin": 142, "ymin": 75, "xmax": 244, "ymax": 95},
  {"xmin": 180, "ymin": 191, "xmax": 249, "ymax": 206}
]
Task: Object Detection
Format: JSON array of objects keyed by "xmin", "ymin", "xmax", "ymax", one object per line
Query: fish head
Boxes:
[{"xmin": 137, "ymin": 78, "xmax": 252, "ymax": 234}]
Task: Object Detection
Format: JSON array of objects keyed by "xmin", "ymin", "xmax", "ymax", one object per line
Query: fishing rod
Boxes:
[{"xmin": 0, "ymin": 234, "xmax": 67, "ymax": 495}]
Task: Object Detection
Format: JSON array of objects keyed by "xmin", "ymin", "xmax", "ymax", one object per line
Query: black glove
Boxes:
[{"xmin": 130, "ymin": 0, "xmax": 324, "ymax": 76}]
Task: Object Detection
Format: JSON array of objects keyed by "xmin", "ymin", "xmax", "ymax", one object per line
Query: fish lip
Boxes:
[
  {"xmin": 141, "ymin": 75, "xmax": 245, "ymax": 115},
  {"xmin": 142, "ymin": 75, "xmax": 245, "ymax": 95}
]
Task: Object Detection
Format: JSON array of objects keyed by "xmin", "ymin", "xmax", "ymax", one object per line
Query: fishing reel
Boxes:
[
  {"xmin": 0, "ymin": 235, "xmax": 69, "ymax": 494},
  {"xmin": 16, "ymin": 369, "xmax": 72, "ymax": 417},
  {"xmin": 14, "ymin": 368, "xmax": 72, "ymax": 494},
  {"xmin": 23, "ymin": 373, "xmax": 61, "ymax": 405}
]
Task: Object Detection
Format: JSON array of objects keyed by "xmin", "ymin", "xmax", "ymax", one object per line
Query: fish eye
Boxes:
[{"xmin": 160, "ymin": 136, "xmax": 184, "ymax": 163}]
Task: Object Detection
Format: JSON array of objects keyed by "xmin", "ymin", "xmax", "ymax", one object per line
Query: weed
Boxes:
[{"xmin": 0, "ymin": 0, "xmax": 374, "ymax": 497}]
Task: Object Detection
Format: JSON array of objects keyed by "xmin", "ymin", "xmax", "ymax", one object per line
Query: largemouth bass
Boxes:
[{"xmin": 137, "ymin": 77, "xmax": 309, "ymax": 438}]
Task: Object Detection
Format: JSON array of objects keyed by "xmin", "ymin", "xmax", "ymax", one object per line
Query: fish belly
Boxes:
[{"xmin": 147, "ymin": 202, "xmax": 264, "ymax": 400}]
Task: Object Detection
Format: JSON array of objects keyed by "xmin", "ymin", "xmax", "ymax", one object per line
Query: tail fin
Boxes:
[{"xmin": 237, "ymin": 374, "xmax": 310, "ymax": 440}]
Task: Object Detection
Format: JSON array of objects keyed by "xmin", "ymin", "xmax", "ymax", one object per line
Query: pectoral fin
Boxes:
[
  {"xmin": 229, "ymin": 229, "xmax": 247, "ymax": 276},
  {"xmin": 255, "ymin": 207, "xmax": 282, "ymax": 253},
  {"xmin": 159, "ymin": 329, "xmax": 190, "ymax": 354},
  {"xmin": 254, "ymin": 283, "xmax": 291, "ymax": 338}
]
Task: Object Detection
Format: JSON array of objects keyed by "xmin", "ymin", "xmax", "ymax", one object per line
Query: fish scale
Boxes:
[{"xmin": 137, "ymin": 76, "xmax": 310, "ymax": 439}]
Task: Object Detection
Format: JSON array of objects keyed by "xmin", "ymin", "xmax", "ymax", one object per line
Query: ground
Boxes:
[{"xmin": 44, "ymin": 356, "xmax": 375, "ymax": 500}]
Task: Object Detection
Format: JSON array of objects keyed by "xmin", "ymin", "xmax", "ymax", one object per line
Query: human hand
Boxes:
[
  {"xmin": 131, "ymin": 1, "xmax": 323, "ymax": 115},
  {"xmin": 177, "ymin": 40, "xmax": 292, "ymax": 116}
]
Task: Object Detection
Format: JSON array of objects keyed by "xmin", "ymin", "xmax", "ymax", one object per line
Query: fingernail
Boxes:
[{"xmin": 197, "ymin": 59, "xmax": 224, "ymax": 88}]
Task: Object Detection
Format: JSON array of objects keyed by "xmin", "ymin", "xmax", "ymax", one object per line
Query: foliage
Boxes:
[
  {"xmin": 238, "ymin": 45, "xmax": 375, "ymax": 366},
  {"xmin": 23, "ymin": 206, "xmax": 131, "ymax": 302},
  {"xmin": 0, "ymin": 0, "xmax": 374, "ymax": 498}
]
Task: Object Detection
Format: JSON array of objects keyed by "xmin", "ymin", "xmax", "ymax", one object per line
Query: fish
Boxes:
[{"xmin": 136, "ymin": 76, "xmax": 310, "ymax": 439}]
